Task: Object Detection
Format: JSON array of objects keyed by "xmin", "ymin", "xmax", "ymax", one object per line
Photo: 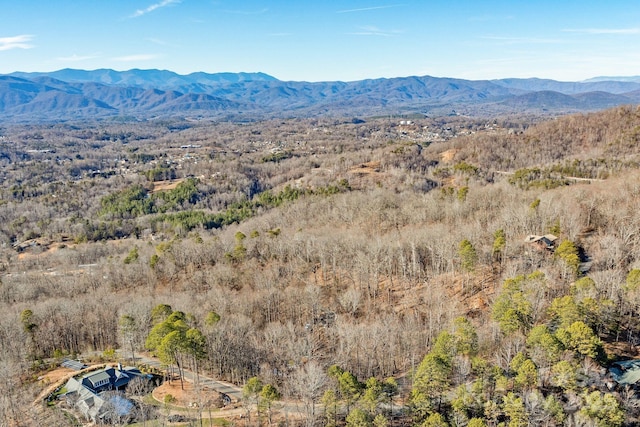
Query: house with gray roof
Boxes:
[
  {"xmin": 63, "ymin": 365, "xmax": 150, "ymax": 424},
  {"xmin": 524, "ymin": 234, "xmax": 558, "ymax": 251},
  {"xmin": 80, "ymin": 365, "xmax": 142, "ymax": 393}
]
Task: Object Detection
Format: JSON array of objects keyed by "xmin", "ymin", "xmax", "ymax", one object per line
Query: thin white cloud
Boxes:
[
  {"xmin": 130, "ymin": 0, "xmax": 180, "ymax": 18},
  {"xmin": 0, "ymin": 34, "xmax": 34, "ymax": 51},
  {"xmin": 468, "ymin": 14, "xmax": 514, "ymax": 22},
  {"xmin": 223, "ymin": 8, "xmax": 268, "ymax": 15},
  {"xmin": 56, "ymin": 53, "xmax": 100, "ymax": 62},
  {"xmin": 480, "ymin": 35, "xmax": 564, "ymax": 44},
  {"xmin": 113, "ymin": 54, "xmax": 160, "ymax": 62},
  {"xmin": 563, "ymin": 28, "xmax": 640, "ymax": 35},
  {"xmin": 337, "ymin": 5, "xmax": 403, "ymax": 13},
  {"xmin": 146, "ymin": 37, "xmax": 167, "ymax": 45},
  {"xmin": 348, "ymin": 26, "xmax": 402, "ymax": 37}
]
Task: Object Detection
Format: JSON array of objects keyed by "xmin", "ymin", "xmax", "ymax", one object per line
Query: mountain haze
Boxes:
[
  {"xmin": 1, "ymin": 69, "xmax": 639, "ymax": 121},
  {"xmin": 9, "ymin": 68, "xmax": 277, "ymax": 88}
]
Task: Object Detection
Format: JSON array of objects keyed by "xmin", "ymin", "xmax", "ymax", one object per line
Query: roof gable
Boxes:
[{"xmin": 85, "ymin": 371, "xmax": 111, "ymax": 388}]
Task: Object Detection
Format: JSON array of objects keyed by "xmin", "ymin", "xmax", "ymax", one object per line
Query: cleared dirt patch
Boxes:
[
  {"xmin": 39, "ymin": 367, "xmax": 75, "ymax": 385},
  {"xmin": 348, "ymin": 161, "xmax": 385, "ymax": 188},
  {"xmin": 150, "ymin": 179, "xmax": 185, "ymax": 193},
  {"xmin": 440, "ymin": 148, "xmax": 459, "ymax": 163},
  {"xmin": 349, "ymin": 160, "xmax": 382, "ymax": 176},
  {"xmin": 15, "ymin": 238, "xmax": 76, "ymax": 261},
  {"xmin": 152, "ymin": 378, "xmax": 222, "ymax": 408}
]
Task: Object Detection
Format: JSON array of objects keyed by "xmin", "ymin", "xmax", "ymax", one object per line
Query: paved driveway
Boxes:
[{"xmin": 131, "ymin": 352, "xmax": 244, "ymax": 402}]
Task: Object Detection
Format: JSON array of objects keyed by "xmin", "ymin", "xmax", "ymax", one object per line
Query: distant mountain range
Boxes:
[
  {"xmin": 581, "ymin": 75, "xmax": 640, "ymax": 83},
  {"xmin": 1, "ymin": 69, "xmax": 639, "ymax": 121}
]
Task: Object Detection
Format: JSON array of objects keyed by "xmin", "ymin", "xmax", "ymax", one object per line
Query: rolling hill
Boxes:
[{"xmin": 1, "ymin": 69, "xmax": 639, "ymax": 121}]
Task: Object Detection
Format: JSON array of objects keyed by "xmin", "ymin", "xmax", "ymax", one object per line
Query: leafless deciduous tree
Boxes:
[{"xmin": 290, "ymin": 361, "xmax": 328, "ymax": 427}]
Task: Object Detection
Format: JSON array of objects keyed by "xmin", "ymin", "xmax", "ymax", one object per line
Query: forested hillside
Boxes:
[
  {"xmin": 2, "ymin": 106, "xmax": 640, "ymax": 425},
  {"xmin": 3, "ymin": 70, "xmax": 640, "ymax": 120}
]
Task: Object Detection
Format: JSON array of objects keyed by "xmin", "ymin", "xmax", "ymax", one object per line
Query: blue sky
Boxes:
[{"xmin": 1, "ymin": 1, "xmax": 639, "ymax": 82}]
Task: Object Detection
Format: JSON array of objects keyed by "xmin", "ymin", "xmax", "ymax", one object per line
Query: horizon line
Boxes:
[{"xmin": 2, "ymin": 67, "xmax": 639, "ymax": 84}]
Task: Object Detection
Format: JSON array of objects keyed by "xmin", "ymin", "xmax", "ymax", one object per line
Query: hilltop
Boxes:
[{"xmin": 1, "ymin": 69, "xmax": 639, "ymax": 121}]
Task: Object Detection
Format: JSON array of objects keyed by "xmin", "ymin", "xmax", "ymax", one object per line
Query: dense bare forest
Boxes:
[{"xmin": 2, "ymin": 106, "xmax": 640, "ymax": 426}]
